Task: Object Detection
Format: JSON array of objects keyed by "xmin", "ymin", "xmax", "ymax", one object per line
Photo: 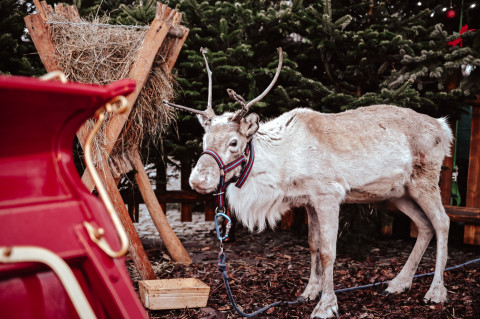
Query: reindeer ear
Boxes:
[
  {"xmin": 240, "ymin": 113, "xmax": 259, "ymax": 138},
  {"xmin": 197, "ymin": 114, "xmax": 211, "ymax": 129}
]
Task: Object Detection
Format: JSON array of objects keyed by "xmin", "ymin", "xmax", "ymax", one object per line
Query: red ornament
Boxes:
[
  {"xmin": 446, "ymin": 8, "xmax": 457, "ymax": 18},
  {"xmin": 447, "ymin": 24, "xmax": 476, "ymax": 47}
]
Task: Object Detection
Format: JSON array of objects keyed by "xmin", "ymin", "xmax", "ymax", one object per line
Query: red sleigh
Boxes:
[{"xmin": 0, "ymin": 74, "xmax": 148, "ymax": 318}]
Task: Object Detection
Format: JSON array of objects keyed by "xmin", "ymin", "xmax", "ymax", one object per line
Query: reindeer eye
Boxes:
[{"xmin": 229, "ymin": 139, "xmax": 238, "ymax": 147}]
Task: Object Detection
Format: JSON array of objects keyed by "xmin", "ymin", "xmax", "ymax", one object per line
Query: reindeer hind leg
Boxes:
[
  {"xmin": 408, "ymin": 181, "xmax": 449, "ymax": 303},
  {"xmin": 386, "ymin": 196, "xmax": 434, "ymax": 294}
]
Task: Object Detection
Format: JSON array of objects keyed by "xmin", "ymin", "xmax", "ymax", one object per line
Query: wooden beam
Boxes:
[
  {"xmin": 444, "ymin": 205, "xmax": 480, "ymax": 224},
  {"xmin": 165, "ymin": 27, "xmax": 189, "ymax": 71},
  {"xmin": 466, "ymin": 106, "xmax": 480, "ymax": 208},
  {"xmin": 132, "ymin": 150, "xmax": 191, "ymax": 264},
  {"xmin": 100, "ymin": 160, "xmax": 156, "ymax": 280},
  {"xmin": 32, "ymin": 0, "xmax": 47, "ymax": 21},
  {"xmin": 180, "ymin": 160, "xmax": 193, "ymax": 222},
  {"xmin": 24, "ymin": 14, "xmax": 60, "ymax": 73},
  {"xmin": 463, "ymin": 105, "xmax": 480, "ymax": 245}
]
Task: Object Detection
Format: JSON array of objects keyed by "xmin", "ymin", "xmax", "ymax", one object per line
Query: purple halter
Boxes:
[{"xmin": 201, "ymin": 141, "xmax": 254, "ymax": 210}]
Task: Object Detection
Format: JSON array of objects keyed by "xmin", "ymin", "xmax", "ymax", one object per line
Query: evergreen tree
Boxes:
[
  {"xmin": 287, "ymin": 0, "xmax": 480, "ymax": 115},
  {"xmin": 0, "ymin": 0, "xmax": 44, "ymax": 75}
]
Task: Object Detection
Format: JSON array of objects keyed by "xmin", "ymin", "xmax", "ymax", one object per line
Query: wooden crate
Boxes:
[{"xmin": 139, "ymin": 278, "xmax": 210, "ymax": 310}]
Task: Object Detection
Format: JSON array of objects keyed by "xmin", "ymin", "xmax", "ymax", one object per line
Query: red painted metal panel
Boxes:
[{"xmin": 0, "ymin": 75, "xmax": 148, "ymax": 319}]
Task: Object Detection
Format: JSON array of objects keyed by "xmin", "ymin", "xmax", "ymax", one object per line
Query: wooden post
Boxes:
[
  {"xmin": 281, "ymin": 210, "xmax": 295, "ymax": 231},
  {"xmin": 128, "ymin": 199, "xmax": 140, "ymax": 223},
  {"xmin": 205, "ymin": 199, "xmax": 215, "ymax": 221},
  {"xmin": 465, "ymin": 103, "xmax": 480, "ymax": 245},
  {"xmin": 380, "ymin": 213, "xmax": 394, "ymax": 237},
  {"xmin": 100, "ymin": 161, "xmax": 157, "ymax": 280},
  {"xmin": 132, "ymin": 151, "xmax": 192, "ymax": 263},
  {"xmin": 155, "ymin": 159, "xmax": 168, "ymax": 214},
  {"xmin": 410, "ymin": 222, "xmax": 418, "ymax": 238},
  {"xmin": 466, "ymin": 105, "xmax": 480, "ymax": 208},
  {"xmin": 180, "ymin": 160, "xmax": 193, "ymax": 222},
  {"xmin": 24, "ymin": 14, "xmax": 60, "ymax": 73},
  {"xmin": 440, "ymin": 121, "xmax": 456, "ymax": 205}
]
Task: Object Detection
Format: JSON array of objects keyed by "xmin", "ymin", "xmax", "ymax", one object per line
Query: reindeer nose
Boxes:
[{"xmin": 189, "ymin": 173, "xmax": 210, "ymax": 193}]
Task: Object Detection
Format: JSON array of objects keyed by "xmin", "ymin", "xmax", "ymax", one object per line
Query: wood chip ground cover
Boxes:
[{"xmin": 128, "ymin": 218, "xmax": 480, "ymax": 318}]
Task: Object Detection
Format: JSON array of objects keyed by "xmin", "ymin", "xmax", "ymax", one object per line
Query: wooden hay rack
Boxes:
[{"xmin": 25, "ymin": 0, "xmax": 192, "ymax": 280}]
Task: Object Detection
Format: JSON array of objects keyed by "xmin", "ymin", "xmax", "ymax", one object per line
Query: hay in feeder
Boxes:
[{"xmin": 47, "ymin": 12, "xmax": 176, "ymax": 166}]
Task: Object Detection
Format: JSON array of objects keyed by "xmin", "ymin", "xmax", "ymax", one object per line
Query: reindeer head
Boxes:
[{"xmin": 164, "ymin": 48, "xmax": 282, "ymax": 194}]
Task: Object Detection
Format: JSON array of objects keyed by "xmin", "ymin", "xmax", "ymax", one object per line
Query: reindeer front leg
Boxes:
[
  {"xmin": 311, "ymin": 197, "xmax": 340, "ymax": 319},
  {"xmin": 299, "ymin": 205, "xmax": 323, "ymax": 302}
]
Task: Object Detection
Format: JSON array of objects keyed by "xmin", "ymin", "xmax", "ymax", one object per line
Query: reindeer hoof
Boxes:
[
  {"xmin": 424, "ymin": 284, "xmax": 448, "ymax": 304},
  {"xmin": 311, "ymin": 294, "xmax": 338, "ymax": 318},
  {"xmin": 385, "ymin": 277, "xmax": 411, "ymax": 294},
  {"xmin": 296, "ymin": 296, "xmax": 307, "ymax": 303}
]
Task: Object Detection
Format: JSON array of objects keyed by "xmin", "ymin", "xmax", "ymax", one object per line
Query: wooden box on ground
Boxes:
[{"xmin": 139, "ymin": 278, "xmax": 210, "ymax": 310}]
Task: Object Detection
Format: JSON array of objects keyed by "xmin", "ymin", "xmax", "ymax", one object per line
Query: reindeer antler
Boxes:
[
  {"xmin": 200, "ymin": 48, "xmax": 215, "ymax": 119},
  {"xmin": 162, "ymin": 100, "xmax": 210, "ymax": 116},
  {"xmin": 230, "ymin": 48, "xmax": 283, "ymax": 122},
  {"xmin": 163, "ymin": 48, "xmax": 216, "ymax": 119}
]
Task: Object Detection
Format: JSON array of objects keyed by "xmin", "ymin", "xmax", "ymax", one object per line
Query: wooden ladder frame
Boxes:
[{"xmin": 25, "ymin": 0, "xmax": 192, "ymax": 280}]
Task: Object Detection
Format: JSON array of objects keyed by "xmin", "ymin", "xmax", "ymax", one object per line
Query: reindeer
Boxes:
[{"xmin": 164, "ymin": 48, "xmax": 453, "ymax": 318}]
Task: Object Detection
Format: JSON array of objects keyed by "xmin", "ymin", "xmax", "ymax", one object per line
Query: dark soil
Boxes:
[{"xmin": 128, "ymin": 216, "xmax": 480, "ymax": 319}]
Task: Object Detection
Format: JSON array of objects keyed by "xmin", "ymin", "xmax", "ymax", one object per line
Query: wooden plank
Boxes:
[
  {"xmin": 166, "ymin": 27, "xmax": 189, "ymax": 71},
  {"xmin": 157, "ymin": 190, "xmax": 210, "ymax": 202},
  {"xmin": 39, "ymin": 0, "xmax": 54, "ymax": 19},
  {"xmin": 132, "ymin": 150, "xmax": 191, "ymax": 263},
  {"xmin": 464, "ymin": 224, "xmax": 480, "ymax": 245},
  {"xmin": 121, "ymin": 189, "xmax": 212, "ymax": 204},
  {"xmin": 32, "ymin": 0, "xmax": 47, "ymax": 20},
  {"xmin": 444, "ymin": 205, "xmax": 480, "ymax": 223},
  {"xmin": 466, "ymin": 106, "xmax": 480, "ymax": 208},
  {"xmin": 24, "ymin": 14, "xmax": 61, "ymax": 72},
  {"xmin": 100, "ymin": 160, "xmax": 156, "ymax": 280}
]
